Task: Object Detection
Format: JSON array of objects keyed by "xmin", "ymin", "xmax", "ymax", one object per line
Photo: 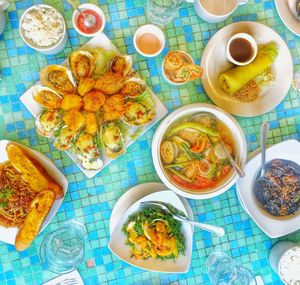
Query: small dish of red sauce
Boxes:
[{"xmin": 72, "ymin": 4, "xmax": 105, "ymax": 37}]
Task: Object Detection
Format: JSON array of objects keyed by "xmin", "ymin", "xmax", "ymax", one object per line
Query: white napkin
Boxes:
[{"xmin": 43, "ymin": 270, "xmax": 84, "ymax": 285}]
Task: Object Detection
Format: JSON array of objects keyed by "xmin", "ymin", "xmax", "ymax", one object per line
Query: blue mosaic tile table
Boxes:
[{"xmin": 0, "ymin": 0, "xmax": 300, "ymax": 284}]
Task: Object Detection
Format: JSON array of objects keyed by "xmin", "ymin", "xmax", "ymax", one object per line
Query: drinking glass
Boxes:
[
  {"xmin": 206, "ymin": 252, "xmax": 257, "ymax": 285},
  {"xmin": 146, "ymin": 0, "xmax": 184, "ymax": 26},
  {"xmin": 39, "ymin": 220, "xmax": 86, "ymax": 274}
]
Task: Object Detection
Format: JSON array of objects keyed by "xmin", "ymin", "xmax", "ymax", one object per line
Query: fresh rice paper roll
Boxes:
[{"xmin": 218, "ymin": 43, "xmax": 278, "ymax": 96}]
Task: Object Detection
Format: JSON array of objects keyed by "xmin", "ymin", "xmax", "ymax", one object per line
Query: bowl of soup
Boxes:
[{"xmin": 152, "ymin": 103, "xmax": 247, "ymax": 199}]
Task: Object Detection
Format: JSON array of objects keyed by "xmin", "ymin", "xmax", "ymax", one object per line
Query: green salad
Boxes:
[{"xmin": 122, "ymin": 206, "xmax": 185, "ymax": 261}]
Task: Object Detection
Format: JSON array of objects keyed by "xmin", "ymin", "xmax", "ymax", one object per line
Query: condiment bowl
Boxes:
[
  {"xmin": 72, "ymin": 3, "xmax": 106, "ymax": 37},
  {"xmin": 19, "ymin": 4, "xmax": 68, "ymax": 55},
  {"xmin": 162, "ymin": 50, "xmax": 194, "ymax": 86},
  {"xmin": 225, "ymin": 32, "xmax": 257, "ymax": 66},
  {"xmin": 133, "ymin": 24, "xmax": 166, "ymax": 57},
  {"xmin": 152, "ymin": 103, "xmax": 247, "ymax": 200}
]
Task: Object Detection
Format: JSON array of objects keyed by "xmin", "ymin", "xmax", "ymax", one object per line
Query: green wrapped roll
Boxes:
[{"xmin": 218, "ymin": 42, "xmax": 278, "ymax": 96}]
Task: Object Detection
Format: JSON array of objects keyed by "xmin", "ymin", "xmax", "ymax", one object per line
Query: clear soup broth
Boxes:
[{"xmin": 160, "ymin": 113, "xmax": 236, "ymax": 192}]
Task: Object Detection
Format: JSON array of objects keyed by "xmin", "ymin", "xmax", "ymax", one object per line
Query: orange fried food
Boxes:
[
  {"xmin": 175, "ymin": 64, "xmax": 203, "ymax": 82},
  {"xmin": 83, "ymin": 90, "xmax": 106, "ymax": 112},
  {"xmin": 15, "ymin": 189, "xmax": 56, "ymax": 251},
  {"xmin": 85, "ymin": 112, "xmax": 98, "ymax": 135},
  {"xmin": 69, "ymin": 50, "xmax": 96, "ymax": 80},
  {"xmin": 40, "ymin": 65, "xmax": 77, "ymax": 96},
  {"xmin": 61, "ymin": 94, "xmax": 83, "ymax": 111},
  {"xmin": 94, "ymin": 72, "xmax": 124, "ymax": 95},
  {"xmin": 63, "ymin": 109, "xmax": 86, "ymax": 131},
  {"xmin": 102, "ymin": 94, "xmax": 125, "ymax": 121},
  {"xmin": 78, "ymin": 77, "xmax": 96, "ymax": 96},
  {"xmin": 6, "ymin": 143, "xmax": 63, "ymax": 199},
  {"xmin": 164, "ymin": 51, "xmax": 184, "ymax": 70}
]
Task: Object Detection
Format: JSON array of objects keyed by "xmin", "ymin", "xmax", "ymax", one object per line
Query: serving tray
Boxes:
[{"xmin": 20, "ymin": 33, "xmax": 168, "ymax": 178}]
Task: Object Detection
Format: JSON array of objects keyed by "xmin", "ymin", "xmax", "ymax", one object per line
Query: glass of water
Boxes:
[
  {"xmin": 39, "ymin": 220, "xmax": 86, "ymax": 274},
  {"xmin": 146, "ymin": 0, "xmax": 184, "ymax": 26},
  {"xmin": 206, "ymin": 252, "xmax": 257, "ymax": 285}
]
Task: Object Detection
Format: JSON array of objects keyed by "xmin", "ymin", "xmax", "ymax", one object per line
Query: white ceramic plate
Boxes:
[
  {"xmin": 0, "ymin": 140, "xmax": 68, "ymax": 245},
  {"xmin": 108, "ymin": 190, "xmax": 193, "ymax": 273},
  {"xmin": 152, "ymin": 103, "xmax": 247, "ymax": 200},
  {"xmin": 275, "ymin": 0, "xmax": 300, "ymax": 37},
  {"xmin": 109, "ymin": 182, "xmax": 194, "ymax": 234},
  {"xmin": 20, "ymin": 32, "xmax": 168, "ymax": 178},
  {"xmin": 236, "ymin": 139, "xmax": 300, "ymax": 238},
  {"xmin": 201, "ymin": 21, "xmax": 293, "ymax": 117}
]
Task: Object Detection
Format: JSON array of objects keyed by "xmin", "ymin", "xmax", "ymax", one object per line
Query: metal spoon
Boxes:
[
  {"xmin": 140, "ymin": 201, "xmax": 225, "ymax": 237},
  {"xmin": 66, "ymin": 0, "xmax": 97, "ymax": 28},
  {"xmin": 253, "ymin": 122, "xmax": 274, "ymax": 194},
  {"xmin": 219, "ymin": 141, "xmax": 245, "ymax": 178},
  {"xmin": 257, "ymin": 122, "xmax": 269, "ymax": 178}
]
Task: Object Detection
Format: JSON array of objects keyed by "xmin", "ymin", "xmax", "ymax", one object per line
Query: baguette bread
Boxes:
[
  {"xmin": 15, "ymin": 189, "xmax": 55, "ymax": 251},
  {"xmin": 6, "ymin": 143, "xmax": 63, "ymax": 199}
]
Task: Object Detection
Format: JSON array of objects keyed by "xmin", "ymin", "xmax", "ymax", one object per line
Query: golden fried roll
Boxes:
[
  {"xmin": 15, "ymin": 190, "xmax": 56, "ymax": 251},
  {"xmin": 102, "ymin": 94, "xmax": 125, "ymax": 121},
  {"xmin": 164, "ymin": 51, "xmax": 184, "ymax": 70},
  {"xmin": 85, "ymin": 112, "xmax": 98, "ymax": 135},
  {"xmin": 175, "ymin": 64, "xmax": 203, "ymax": 82},
  {"xmin": 83, "ymin": 90, "xmax": 106, "ymax": 112},
  {"xmin": 6, "ymin": 143, "xmax": 63, "ymax": 199},
  {"xmin": 94, "ymin": 72, "xmax": 124, "ymax": 95},
  {"xmin": 63, "ymin": 109, "xmax": 86, "ymax": 131},
  {"xmin": 78, "ymin": 78, "xmax": 96, "ymax": 96},
  {"xmin": 61, "ymin": 94, "xmax": 83, "ymax": 111}
]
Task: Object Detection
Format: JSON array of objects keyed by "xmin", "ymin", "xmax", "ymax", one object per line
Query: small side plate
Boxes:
[
  {"xmin": 0, "ymin": 140, "xmax": 68, "ymax": 245},
  {"xmin": 108, "ymin": 190, "xmax": 193, "ymax": 273},
  {"xmin": 236, "ymin": 139, "xmax": 300, "ymax": 238}
]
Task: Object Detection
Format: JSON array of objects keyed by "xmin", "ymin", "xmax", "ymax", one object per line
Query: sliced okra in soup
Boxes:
[
  {"xmin": 35, "ymin": 110, "xmax": 62, "ymax": 138},
  {"xmin": 160, "ymin": 114, "xmax": 236, "ymax": 189}
]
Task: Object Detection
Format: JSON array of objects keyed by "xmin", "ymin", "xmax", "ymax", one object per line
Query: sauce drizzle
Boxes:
[{"xmin": 77, "ymin": 9, "xmax": 102, "ymax": 34}]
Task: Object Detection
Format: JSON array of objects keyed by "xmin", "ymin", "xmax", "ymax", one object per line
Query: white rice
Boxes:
[{"xmin": 21, "ymin": 6, "xmax": 64, "ymax": 48}]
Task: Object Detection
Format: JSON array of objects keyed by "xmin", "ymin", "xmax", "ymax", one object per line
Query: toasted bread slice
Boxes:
[
  {"xmin": 15, "ymin": 189, "xmax": 55, "ymax": 251},
  {"xmin": 6, "ymin": 143, "xmax": 63, "ymax": 199}
]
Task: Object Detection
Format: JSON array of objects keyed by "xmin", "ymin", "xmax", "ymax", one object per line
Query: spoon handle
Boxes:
[
  {"xmin": 260, "ymin": 122, "xmax": 269, "ymax": 176},
  {"xmin": 65, "ymin": 0, "xmax": 76, "ymax": 9},
  {"xmin": 174, "ymin": 216, "xmax": 225, "ymax": 237},
  {"xmin": 220, "ymin": 141, "xmax": 245, "ymax": 178}
]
